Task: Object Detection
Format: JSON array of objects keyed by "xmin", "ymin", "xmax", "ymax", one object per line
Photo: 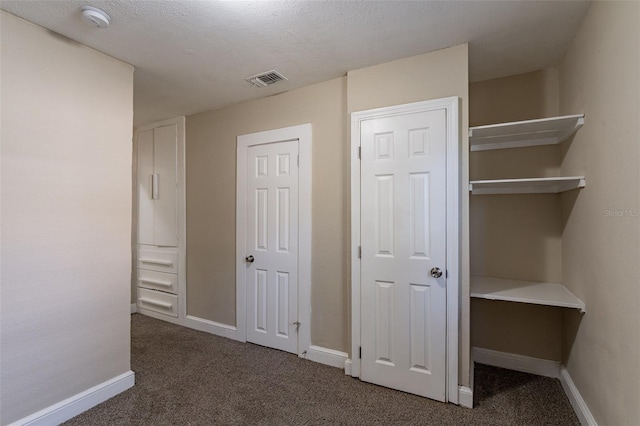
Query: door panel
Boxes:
[
  {"xmin": 360, "ymin": 109, "xmax": 447, "ymax": 401},
  {"xmin": 137, "ymin": 129, "xmax": 154, "ymax": 245},
  {"xmin": 246, "ymin": 140, "xmax": 299, "ymax": 353},
  {"xmin": 153, "ymin": 125, "xmax": 178, "ymax": 247}
]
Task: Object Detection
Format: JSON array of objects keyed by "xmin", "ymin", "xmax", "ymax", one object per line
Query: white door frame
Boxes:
[
  {"xmin": 350, "ymin": 98, "xmax": 460, "ymax": 404},
  {"xmin": 236, "ymin": 124, "xmax": 312, "ymax": 357}
]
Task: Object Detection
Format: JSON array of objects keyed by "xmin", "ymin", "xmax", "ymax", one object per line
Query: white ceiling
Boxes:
[{"xmin": 1, "ymin": 0, "xmax": 592, "ymax": 126}]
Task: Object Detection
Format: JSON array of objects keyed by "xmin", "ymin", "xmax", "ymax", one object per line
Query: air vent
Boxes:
[{"xmin": 245, "ymin": 70, "xmax": 287, "ymax": 88}]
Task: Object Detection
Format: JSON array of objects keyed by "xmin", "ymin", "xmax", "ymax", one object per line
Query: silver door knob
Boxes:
[
  {"xmin": 245, "ymin": 255, "xmax": 255, "ymax": 263},
  {"xmin": 430, "ymin": 267, "xmax": 443, "ymax": 278}
]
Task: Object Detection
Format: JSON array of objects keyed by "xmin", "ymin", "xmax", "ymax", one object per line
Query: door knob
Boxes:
[
  {"xmin": 430, "ymin": 267, "xmax": 443, "ymax": 278},
  {"xmin": 245, "ymin": 255, "xmax": 255, "ymax": 263}
]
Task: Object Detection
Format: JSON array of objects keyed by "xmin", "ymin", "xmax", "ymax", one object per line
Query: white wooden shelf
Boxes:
[
  {"xmin": 471, "ymin": 276, "xmax": 586, "ymax": 312},
  {"xmin": 469, "ymin": 114, "xmax": 584, "ymax": 151},
  {"xmin": 469, "ymin": 176, "xmax": 585, "ymax": 195}
]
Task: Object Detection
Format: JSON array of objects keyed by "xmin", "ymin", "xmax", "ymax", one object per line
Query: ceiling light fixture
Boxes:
[{"xmin": 80, "ymin": 6, "xmax": 110, "ymax": 29}]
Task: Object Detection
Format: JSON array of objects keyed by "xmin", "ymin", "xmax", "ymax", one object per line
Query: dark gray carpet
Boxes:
[{"xmin": 64, "ymin": 314, "xmax": 579, "ymax": 425}]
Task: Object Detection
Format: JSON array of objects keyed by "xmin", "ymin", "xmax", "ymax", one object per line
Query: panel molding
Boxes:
[
  {"xmin": 8, "ymin": 371, "xmax": 134, "ymax": 426},
  {"xmin": 375, "ymin": 175, "xmax": 394, "ymax": 256},
  {"xmin": 350, "ymin": 98, "xmax": 460, "ymax": 404},
  {"xmin": 276, "ymin": 272, "xmax": 289, "ymax": 337},
  {"xmin": 409, "ymin": 173, "xmax": 430, "ymax": 258},
  {"xmin": 375, "ymin": 281, "xmax": 394, "ymax": 364},
  {"xmin": 236, "ymin": 124, "xmax": 312, "ymax": 357},
  {"xmin": 409, "ymin": 284, "xmax": 431, "ymax": 372}
]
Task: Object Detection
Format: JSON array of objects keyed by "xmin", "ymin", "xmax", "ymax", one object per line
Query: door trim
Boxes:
[
  {"xmin": 350, "ymin": 98, "xmax": 460, "ymax": 403},
  {"xmin": 236, "ymin": 124, "xmax": 312, "ymax": 357}
]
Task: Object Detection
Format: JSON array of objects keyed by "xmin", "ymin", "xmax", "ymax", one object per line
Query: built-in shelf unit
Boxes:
[
  {"xmin": 469, "ymin": 176, "xmax": 586, "ymax": 195},
  {"xmin": 471, "ymin": 276, "xmax": 586, "ymax": 312},
  {"xmin": 469, "ymin": 114, "xmax": 586, "ymax": 312},
  {"xmin": 469, "ymin": 114, "xmax": 584, "ymax": 151}
]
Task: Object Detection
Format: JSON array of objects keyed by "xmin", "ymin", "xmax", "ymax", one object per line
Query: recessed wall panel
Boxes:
[
  {"xmin": 276, "ymin": 272, "xmax": 289, "ymax": 337},
  {"xmin": 410, "ymin": 173, "xmax": 430, "ymax": 259},
  {"xmin": 410, "ymin": 284, "xmax": 431, "ymax": 373},
  {"xmin": 375, "ymin": 281, "xmax": 394, "ymax": 365},
  {"xmin": 376, "ymin": 175, "xmax": 394, "ymax": 257}
]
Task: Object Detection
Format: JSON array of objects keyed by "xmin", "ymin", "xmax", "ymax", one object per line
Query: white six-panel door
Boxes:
[
  {"xmin": 245, "ymin": 140, "xmax": 299, "ymax": 354},
  {"xmin": 360, "ymin": 109, "xmax": 448, "ymax": 401}
]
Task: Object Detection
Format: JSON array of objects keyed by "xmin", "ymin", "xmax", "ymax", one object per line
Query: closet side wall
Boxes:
[
  {"xmin": 469, "ymin": 69, "xmax": 564, "ymax": 360},
  {"xmin": 0, "ymin": 11, "xmax": 134, "ymax": 424},
  {"xmin": 558, "ymin": 2, "xmax": 640, "ymax": 424}
]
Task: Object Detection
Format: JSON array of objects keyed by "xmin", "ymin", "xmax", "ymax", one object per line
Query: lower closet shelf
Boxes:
[{"xmin": 471, "ymin": 276, "xmax": 586, "ymax": 312}]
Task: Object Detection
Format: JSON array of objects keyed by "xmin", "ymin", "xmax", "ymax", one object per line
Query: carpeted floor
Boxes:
[{"xmin": 64, "ymin": 314, "xmax": 579, "ymax": 425}]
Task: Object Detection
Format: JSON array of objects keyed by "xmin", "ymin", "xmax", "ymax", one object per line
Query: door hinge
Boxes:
[
  {"xmin": 359, "ymin": 346, "xmax": 362, "ymax": 359},
  {"xmin": 358, "ymin": 246, "xmax": 361, "ymax": 259},
  {"xmin": 358, "ymin": 146, "xmax": 361, "ymax": 159}
]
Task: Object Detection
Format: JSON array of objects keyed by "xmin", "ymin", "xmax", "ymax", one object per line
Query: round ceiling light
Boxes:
[{"xmin": 80, "ymin": 6, "xmax": 110, "ymax": 28}]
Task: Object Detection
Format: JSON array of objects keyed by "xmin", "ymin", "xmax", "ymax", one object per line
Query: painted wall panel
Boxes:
[{"xmin": 0, "ymin": 11, "xmax": 133, "ymax": 424}]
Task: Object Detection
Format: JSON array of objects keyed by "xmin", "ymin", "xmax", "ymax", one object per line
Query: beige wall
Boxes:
[
  {"xmin": 347, "ymin": 44, "xmax": 471, "ymax": 385},
  {"xmin": 469, "ymin": 70, "xmax": 565, "ymax": 361},
  {"xmin": 558, "ymin": 2, "xmax": 640, "ymax": 424},
  {"xmin": 0, "ymin": 12, "xmax": 134, "ymax": 424},
  {"xmin": 187, "ymin": 77, "xmax": 349, "ymax": 351},
  {"xmin": 186, "ymin": 45, "xmax": 471, "ymax": 388},
  {"xmin": 347, "ymin": 45, "xmax": 469, "ymax": 114}
]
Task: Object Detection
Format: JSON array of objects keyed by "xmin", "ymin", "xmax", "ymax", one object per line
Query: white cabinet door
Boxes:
[
  {"xmin": 137, "ymin": 125, "xmax": 177, "ymax": 247},
  {"xmin": 360, "ymin": 109, "xmax": 448, "ymax": 401},
  {"xmin": 245, "ymin": 140, "xmax": 299, "ymax": 354},
  {"xmin": 137, "ymin": 130, "xmax": 154, "ymax": 245},
  {"xmin": 152, "ymin": 125, "xmax": 178, "ymax": 247}
]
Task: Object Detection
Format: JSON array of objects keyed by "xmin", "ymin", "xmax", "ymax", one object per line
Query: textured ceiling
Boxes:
[{"xmin": 1, "ymin": 1, "xmax": 592, "ymax": 126}]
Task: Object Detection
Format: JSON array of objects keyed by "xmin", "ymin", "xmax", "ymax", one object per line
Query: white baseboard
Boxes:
[
  {"xmin": 9, "ymin": 370, "xmax": 134, "ymax": 426},
  {"xmin": 184, "ymin": 315, "xmax": 238, "ymax": 340},
  {"xmin": 305, "ymin": 345, "xmax": 348, "ymax": 369},
  {"xmin": 137, "ymin": 307, "xmax": 183, "ymax": 326},
  {"xmin": 560, "ymin": 367, "xmax": 598, "ymax": 426},
  {"xmin": 458, "ymin": 386, "xmax": 473, "ymax": 408},
  {"xmin": 130, "ymin": 303, "xmax": 137, "ymax": 314},
  {"xmin": 473, "ymin": 347, "xmax": 560, "ymax": 378},
  {"xmin": 344, "ymin": 359, "xmax": 352, "ymax": 375}
]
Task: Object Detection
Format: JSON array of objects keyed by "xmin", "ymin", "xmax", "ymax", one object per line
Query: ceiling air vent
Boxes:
[{"xmin": 245, "ymin": 70, "xmax": 287, "ymax": 88}]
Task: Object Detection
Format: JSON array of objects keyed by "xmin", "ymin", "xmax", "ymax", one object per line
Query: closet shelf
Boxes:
[
  {"xmin": 469, "ymin": 176, "xmax": 585, "ymax": 195},
  {"xmin": 469, "ymin": 114, "xmax": 585, "ymax": 151},
  {"xmin": 471, "ymin": 276, "xmax": 586, "ymax": 313}
]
